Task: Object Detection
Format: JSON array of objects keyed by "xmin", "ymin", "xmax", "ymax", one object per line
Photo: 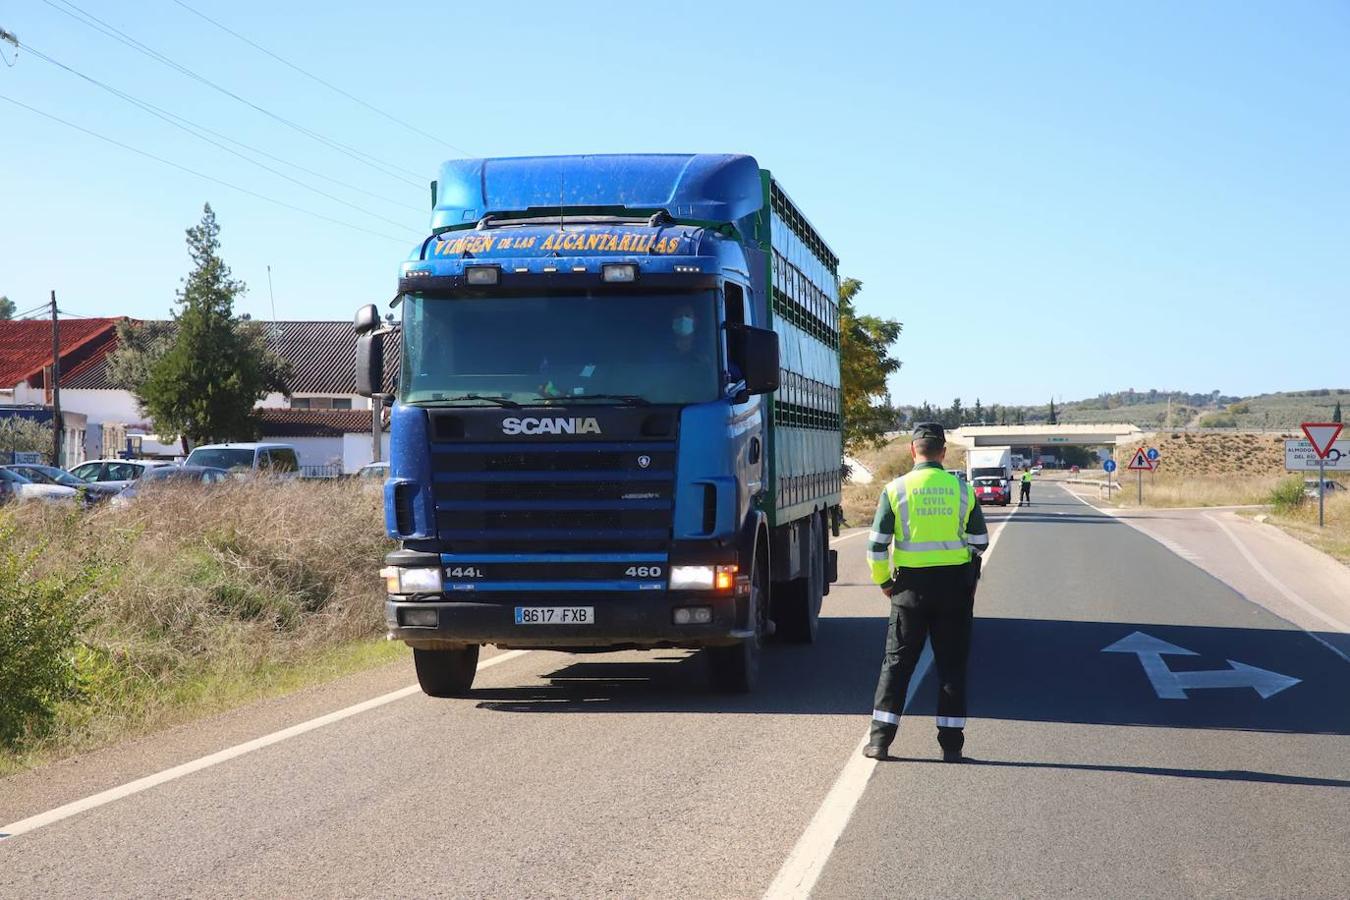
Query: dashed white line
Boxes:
[{"xmin": 0, "ymin": 650, "xmax": 531, "ymax": 842}]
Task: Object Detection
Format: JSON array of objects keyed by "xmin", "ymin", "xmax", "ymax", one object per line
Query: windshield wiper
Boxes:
[
  {"xmin": 565, "ymin": 393, "xmax": 652, "ymax": 406},
  {"xmin": 429, "ymin": 394, "xmax": 522, "ymax": 409}
]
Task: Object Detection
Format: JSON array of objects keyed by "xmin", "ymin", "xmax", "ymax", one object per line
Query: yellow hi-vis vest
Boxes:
[{"xmin": 876, "ymin": 467, "xmax": 975, "ymax": 573}]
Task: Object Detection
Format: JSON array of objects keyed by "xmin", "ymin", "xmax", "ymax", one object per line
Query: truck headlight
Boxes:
[
  {"xmin": 670, "ymin": 565, "xmax": 714, "ymax": 590},
  {"xmin": 381, "ymin": 566, "xmax": 443, "ymax": 594},
  {"xmin": 669, "ymin": 565, "xmax": 737, "ymax": 591}
]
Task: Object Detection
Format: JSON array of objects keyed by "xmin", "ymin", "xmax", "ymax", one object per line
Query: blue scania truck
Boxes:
[{"xmin": 355, "ymin": 154, "xmax": 842, "ymax": 693}]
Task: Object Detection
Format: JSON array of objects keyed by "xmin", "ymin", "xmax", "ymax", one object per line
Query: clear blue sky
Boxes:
[{"xmin": 1, "ymin": 1, "xmax": 1346, "ymax": 406}]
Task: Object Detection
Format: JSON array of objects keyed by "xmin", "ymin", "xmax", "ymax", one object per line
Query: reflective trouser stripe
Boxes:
[
  {"xmin": 896, "ymin": 540, "xmax": 969, "ymax": 552},
  {"xmin": 936, "ymin": 716, "xmax": 966, "ymax": 728},
  {"xmin": 872, "ymin": 709, "xmax": 900, "ymax": 725}
]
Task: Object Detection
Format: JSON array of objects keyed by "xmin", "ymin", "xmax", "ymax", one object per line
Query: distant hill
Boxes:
[{"xmin": 896, "ymin": 389, "xmax": 1348, "ymax": 430}]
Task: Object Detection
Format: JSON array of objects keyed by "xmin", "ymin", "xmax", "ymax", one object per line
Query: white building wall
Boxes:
[{"xmin": 342, "ymin": 432, "xmax": 391, "ymax": 474}]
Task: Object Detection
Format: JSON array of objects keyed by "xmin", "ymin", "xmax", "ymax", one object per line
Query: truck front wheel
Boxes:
[
  {"xmin": 413, "ymin": 645, "xmax": 480, "ymax": 697},
  {"xmin": 773, "ymin": 513, "xmax": 825, "ymax": 644}
]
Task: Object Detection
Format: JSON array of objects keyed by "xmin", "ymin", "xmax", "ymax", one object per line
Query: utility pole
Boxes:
[{"xmin": 50, "ymin": 290, "xmax": 63, "ymax": 467}]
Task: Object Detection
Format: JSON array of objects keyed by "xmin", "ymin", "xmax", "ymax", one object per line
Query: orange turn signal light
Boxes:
[{"xmin": 714, "ymin": 565, "xmax": 737, "ymax": 591}]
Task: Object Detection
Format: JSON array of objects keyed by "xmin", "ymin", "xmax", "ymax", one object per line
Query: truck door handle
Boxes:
[{"xmin": 748, "ymin": 437, "xmax": 761, "ymax": 464}]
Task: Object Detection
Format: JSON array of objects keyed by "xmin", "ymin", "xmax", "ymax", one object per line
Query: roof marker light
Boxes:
[
  {"xmin": 572, "ymin": 265, "xmax": 587, "ymax": 273},
  {"xmin": 602, "ymin": 263, "xmax": 638, "ymax": 283},
  {"xmin": 673, "ymin": 265, "xmax": 701, "ymax": 274}
]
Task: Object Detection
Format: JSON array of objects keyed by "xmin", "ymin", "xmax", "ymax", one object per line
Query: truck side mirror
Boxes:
[
  {"xmin": 727, "ymin": 324, "xmax": 780, "ymax": 397},
  {"xmin": 354, "ymin": 303, "xmax": 380, "ymax": 335},
  {"xmin": 356, "ymin": 331, "xmax": 384, "ymax": 399}
]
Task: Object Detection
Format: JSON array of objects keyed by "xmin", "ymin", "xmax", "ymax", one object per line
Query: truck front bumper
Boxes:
[{"xmin": 384, "ymin": 592, "xmax": 745, "ymax": 650}]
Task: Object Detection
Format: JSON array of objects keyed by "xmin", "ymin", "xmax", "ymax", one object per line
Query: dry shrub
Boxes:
[{"xmin": 0, "ymin": 480, "xmax": 392, "ymax": 755}]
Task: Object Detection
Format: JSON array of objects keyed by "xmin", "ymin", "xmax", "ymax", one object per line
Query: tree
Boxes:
[
  {"xmin": 0, "ymin": 417, "xmax": 54, "ymax": 461},
  {"xmin": 137, "ymin": 204, "xmax": 289, "ymax": 447},
  {"xmin": 973, "ymin": 398, "xmax": 984, "ymax": 425},
  {"xmin": 106, "ymin": 319, "xmax": 176, "ymax": 390},
  {"xmin": 1048, "ymin": 398, "xmax": 1058, "ymax": 425},
  {"xmin": 1334, "ymin": 401, "xmax": 1343, "ymax": 424},
  {"xmin": 838, "ymin": 278, "xmax": 903, "ymax": 450},
  {"xmin": 0, "ymin": 295, "xmax": 14, "ymax": 320}
]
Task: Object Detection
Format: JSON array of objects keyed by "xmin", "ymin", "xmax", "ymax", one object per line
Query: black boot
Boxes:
[
  {"xmin": 863, "ymin": 742, "xmax": 890, "ymax": 760},
  {"xmin": 938, "ymin": 726, "xmax": 964, "ymax": 763}
]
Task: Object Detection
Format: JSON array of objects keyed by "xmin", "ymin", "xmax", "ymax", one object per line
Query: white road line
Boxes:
[
  {"xmin": 831, "ymin": 528, "xmax": 869, "ymax": 544},
  {"xmin": 0, "ymin": 650, "xmax": 531, "ymax": 842},
  {"xmin": 1205, "ymin": 513, "xmax": 1350, "ymax": 661},
  {"xmin": 763, "ymin": 504, "xmax": 1019, "ymax": 899}
]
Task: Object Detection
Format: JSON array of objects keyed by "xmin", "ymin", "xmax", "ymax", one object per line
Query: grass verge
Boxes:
[
  {"xmin": 1249, "ymin": 488, "xmax": 1350, "ymax": 565},
  {"xmin": 0, "ymin": 479, "xmax": 397, "ymax": 775},
  {"xmin": 843, "ymin": 438, "xmax": 967, "ymax": 526},
  {"xmin": 1084, "ymin": 473, "xmax": 1284, "ymax": 509}
]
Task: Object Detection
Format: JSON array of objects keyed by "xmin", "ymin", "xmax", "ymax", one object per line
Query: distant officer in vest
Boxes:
[
  {"xmin": 865, "ymin": 423, "xmax": 989, "ymax": 762},
  {"xmin": 1019, "ymin": 468, "xmax": 1033, "ymax": 506}
]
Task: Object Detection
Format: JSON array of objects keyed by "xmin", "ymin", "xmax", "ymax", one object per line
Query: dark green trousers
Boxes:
[{"xmin": 870, "ymin": 565, "xmax": 976, "ymax": 752}]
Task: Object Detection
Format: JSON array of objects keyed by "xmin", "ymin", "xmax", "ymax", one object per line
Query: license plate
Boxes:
[{"xmin": 514, "ymin": 606, "xmax": 594, "ymax": 625}]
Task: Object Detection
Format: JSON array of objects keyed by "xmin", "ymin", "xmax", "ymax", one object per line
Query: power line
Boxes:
[
  {"xmin": 0, "ymin": 92, "xmax": 413, "ymax": 244},
  {"xmin": 18, "ymin": 40, "xmax": 425, "ymax": 231},
  {"xmin": 170, "ymin": 0, "xmax": 472, "ymax": 156},
  {"xmin": 39, "ymin": 0, "xmax": 427, "ymax": 187}
]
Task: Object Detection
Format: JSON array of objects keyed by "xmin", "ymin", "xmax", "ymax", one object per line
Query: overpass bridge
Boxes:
[{"xmin": 950, "ymin": 424, "xmax": 1144, "ymax": 449}]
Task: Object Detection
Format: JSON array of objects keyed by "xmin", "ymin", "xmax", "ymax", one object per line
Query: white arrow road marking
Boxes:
[{"xmin": 1102, "ymin": 630, "xmax": 1301, "ymax": 700}]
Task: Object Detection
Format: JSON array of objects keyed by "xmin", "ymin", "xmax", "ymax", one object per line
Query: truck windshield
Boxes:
[{"xmin": 401, "ymin": 291, "xmax": 721, "ymax": 406}]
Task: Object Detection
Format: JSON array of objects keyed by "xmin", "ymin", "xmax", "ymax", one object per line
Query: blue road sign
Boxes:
[
  {"xmin": 1146, "ymin": 448, "xmax": 1160, "ymax": 461},
  {"xmin": 1104, "ymin": 459, "xmax": 1118, "ymax": 473}
]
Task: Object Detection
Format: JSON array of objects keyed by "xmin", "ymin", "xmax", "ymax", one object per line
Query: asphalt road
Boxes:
[{"xmin": 3, "ymin": 483, "xmax": 1348, "ymax": 898}]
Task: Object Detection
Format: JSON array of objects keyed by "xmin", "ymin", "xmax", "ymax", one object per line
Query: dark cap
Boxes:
[{"xmin": 912, "ymin": 422, "xmax": 946, "ymax": 443}]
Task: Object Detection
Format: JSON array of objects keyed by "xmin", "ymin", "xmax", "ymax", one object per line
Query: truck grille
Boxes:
[{"xmin": 430, "ymin": 440, "xmax": 676, "ymax": 551}]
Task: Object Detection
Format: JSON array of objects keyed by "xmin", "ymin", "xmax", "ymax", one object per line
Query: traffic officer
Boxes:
[
  {"xmin": 864, "ymin": 423, "xmax": 988, "ymax": 762},
  {"xmin": 1019, "ymin": 468, "xmax": 1033, "ymax": 506}
]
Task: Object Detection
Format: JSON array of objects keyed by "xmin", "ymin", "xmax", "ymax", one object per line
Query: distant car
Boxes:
[
  {"xmin": 68, "ymin": 458, "xmax": 176, "ymax": 492},
  {"xmin": 357, "ymin": 461, "xmax": 389, "ymax": 480},
  {"xmin": 1031, "ymin": 465, "xmax": 1044, "ymax": 474},
  {"xmin": 0, "ymin": 466, "xmax": 79, "ymax": 503},
  {"xmin": 112, "ymin": 465, "xmax": 230, "ymax": 504},
  {"xmin": 972, "ymin": 476, "xmax": 1010, "ymax": 506},
  {"xmin": 184, "ymin": 442, "xmax": 300, "ymax": 477},
  {"xmin": 4, "ymin": 463, "xmax": 122, "ymax": 502},
  {"xmin": 1303, "ymin": 479, "xmax": 1346, "ymax": 500}
]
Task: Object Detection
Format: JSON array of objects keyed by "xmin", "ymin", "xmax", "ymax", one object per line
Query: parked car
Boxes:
[
  {"xmin": 68, "ymin": 458, "xmax": 177, "ymax": 492},
  {"xmin": 972, "ymin": 475, "xmax": 1011, "ymax": 507},
  {"xmin": 112, "ymin": 465, "xmax": 231, "ymax": 505},
  {"xmin": 0, "ymin": 466, "xmax": 79, "ymax": 503},
  {"xmin": 184, "ymin": 443, "xmax": 300, "ymax": 477},
  {"xmin": 1303, "ymin": 479, "xmax": 1346, "ymax": 500},
  {"xmin": 3, "ymin": 463, "xmax": 122, "ymax": 502},
  {"xmin": 357, "ymin": 461, "xmax": 389, "ymax": 480}
]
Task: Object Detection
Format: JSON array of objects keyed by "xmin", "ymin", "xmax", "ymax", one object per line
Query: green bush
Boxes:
[
  {"xmin": 0, "ymin": 522, "xmax": 100, "ymax": 748},
  {"xmin": 1268, "ymin": 475, "xmax": 1306, "ymax": 511}
]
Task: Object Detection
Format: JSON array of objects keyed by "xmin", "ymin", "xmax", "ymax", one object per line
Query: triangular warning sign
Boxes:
[
  {"xmin": 1302, "ymin": 422, "xmax": 1344, "ymax": 459},
  {"xmin": 1126, "ymin": 448, "xmax": 1154, "ymax": 471}
]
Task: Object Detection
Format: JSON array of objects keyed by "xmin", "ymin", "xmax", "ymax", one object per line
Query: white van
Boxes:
[{"xmin": 184, "ymin": 442, "xmax": 300, "ymax": 476}]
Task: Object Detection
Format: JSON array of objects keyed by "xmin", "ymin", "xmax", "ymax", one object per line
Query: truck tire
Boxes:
[
  {"xmin": 413, "ymin": 645, "xmax": 480, "ymax": 697},
  {"xmin": 708, "ymin": 550, "xmax": 766, "ymax": 692},
  {"xmin": 774, "ymin": 513, "xmax": 825, "ymax": 644}
]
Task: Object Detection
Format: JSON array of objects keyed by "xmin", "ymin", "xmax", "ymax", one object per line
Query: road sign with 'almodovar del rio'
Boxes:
[{"xmin": 1126, "ymin": 448, "xmax": 1154, "ymax": 471}]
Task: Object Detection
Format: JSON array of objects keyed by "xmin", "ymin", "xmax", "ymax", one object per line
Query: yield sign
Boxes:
[
  {"xmin": 1126, "ymin": 447, "xmax": 1154, "ymax": 471},
  {"xmin": 1302, "ymin": 422, "xmax": 1344, "ymax": 459}
]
